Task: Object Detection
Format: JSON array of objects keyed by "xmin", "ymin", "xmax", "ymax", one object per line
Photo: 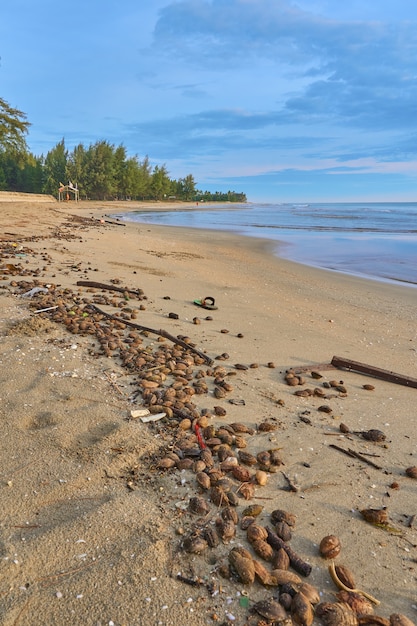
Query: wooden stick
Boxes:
[
  {"xmin": 76, "ymin": 280, "xmax": 144, "ymax": 297},
  {"xmin": 331, "ymin": 355, "xmax": 417, "ymax": 389},
  {"xmin": 329, "ymin": 443, "xmax": 383, "ymax": 470},
  {"xmin": 89, "ymin": 304, "xmax": 214, "ymax": 365}
]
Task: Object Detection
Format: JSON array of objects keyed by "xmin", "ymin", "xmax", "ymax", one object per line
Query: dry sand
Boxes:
[{"xmin": 0, "ymin": 196, "xmax": 416, "ymax": 626}]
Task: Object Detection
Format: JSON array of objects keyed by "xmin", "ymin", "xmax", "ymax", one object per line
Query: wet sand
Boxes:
[{"xmin": 0, "ymin": 196, "xmax": 416, "ymax": 625}]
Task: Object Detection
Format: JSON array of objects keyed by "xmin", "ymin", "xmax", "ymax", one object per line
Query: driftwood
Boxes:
[
  {"xmin": 291, "ymin": 355, "xmax": 417, "ymax": 389},
  {"xmin": 76, "ymin": 280, "xmax": 144, "ymax": 297},
  {"xmin": 88, "ymin": 304, "xmax": 214, "ymax": 366},
  {"xmin": 331, "ymin": 356, "xmax": 417, "ymax": 389},
  {"xmin": 329, "ymin": 443, "xmax": 383, "ymax": 470}
]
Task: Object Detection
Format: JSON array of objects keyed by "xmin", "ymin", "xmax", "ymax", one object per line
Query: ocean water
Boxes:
[{"xmin": 115, "ymin": 202, "xmax": 417, "ymax": 288}]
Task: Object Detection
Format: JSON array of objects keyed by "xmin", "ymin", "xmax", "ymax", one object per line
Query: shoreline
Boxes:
[
  {"xmin": 0, "ymin": 199, "xmax": 416, "ymax": 625},
  {"xmin": 106, "ymin": 202, "xmax": 417, "ymax": 291}
]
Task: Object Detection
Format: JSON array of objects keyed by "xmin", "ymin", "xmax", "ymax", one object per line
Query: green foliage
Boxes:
[
  {"xmin": 0, "ymin": 98, "xmax": 246, "ymax": 202},
  {"xmin": 0, "ymin": 97, "xmax": 30, "ymax": 158}
]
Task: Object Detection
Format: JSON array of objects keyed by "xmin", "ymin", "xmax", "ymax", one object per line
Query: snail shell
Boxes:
[
  {"xmin": 228, "ymin": 548, "xmax": 255, "ymax": 584},
  {"xmin": 390, "ymin": 615, "xmax": 416, "ymax": 626},
  {"xmin": 291, "ymin": 591, "xmax": 314, "ymax": 626},
  {"xmin": 253, "ymin": 598, "xmax": 287, "ymax": 621},
  {"xmin": 319, "ymin": 534, "xmax": 342, "ymax": 559},
  {"xmin": 253, "ymin": 559, "xmax": 278, "ymax": 587},
  {"xmin": 336, "ymin": 591, "xmax": 374, "ymax": 616},
  {"xmin": 405, "ymin": 466, "xmax": 417, "ymax": 479},
  {"xmin": 360, "ymin": 508, "xmax": 388, "ymax": 525},
  {"xmin": 251, "ymin": 538, "xmax": 275, "ymax": 562},
  {"xmin": 271, "ymin": 509, "xmax": 297, "ymax": 528},
  {"xmin": 231, "ymin": 465, "xmax": 252, "ymax": 482},
  {"xmin": 316, "ymin": 602, "xmax": 359, "ymax": 626},
  {"xmin": 247, "ymin": 524, "xmax": 268, "ymax": 544}
]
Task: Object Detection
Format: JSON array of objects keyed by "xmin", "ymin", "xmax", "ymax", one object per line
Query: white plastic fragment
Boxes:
[
  {"xmin": 130, "ymin": 408, "xmax": 150, "ymax": 419},
  {"xmin": 21, "ymin": 287, "xmax": 49, "ymax": 298},
  {"xmin": 140, "ymin": 412, "xmax": 166, "ymax": 423}
]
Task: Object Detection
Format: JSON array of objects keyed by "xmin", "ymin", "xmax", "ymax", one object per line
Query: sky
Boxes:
[{"xmin": 2, "ymin": 0, "xmax": 417, "ymax": 202}]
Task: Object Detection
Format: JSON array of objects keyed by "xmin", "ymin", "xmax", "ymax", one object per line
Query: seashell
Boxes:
[
  {"xmin": 358, "ymin": 617, "xmax": 390, "ymax": 625},
  {"xmin": 274, "ymin": 520, "xmax": 292, "ymax": 542},
  {"xmin": 213, "ymin": 405, "xmax": 227, "ymax": 416},
  {"xmin": 193, "ymin": 459, "xmax": 206, "ymax": 473},
  {"xmin": 258, "ymin": 421, "xmax": 277, "ymax": 432},
  {"xmin": 215, "ymin": 518, "xmax": 236, "ymax": 542},
  {"xmin": 239, "ymin": 482, "xmax": 256, "ymax": 500},
  {"xmin": 221, "ymin": 506, "xmax": 239, "ymax": 524},
  {"xmin": 389, "ymin": 615, "xmax": 416, "ymax": 626},
  {"xmin": 253, "ymin": 559, "xmax": 278, "ymax": 587},
  {"xmin": 210, "ymin": 485, "xmax": 229, "ymax": 507},
  {"xmin": 361, "ymin": 429, "xmax": 386, "ymax": 442},
  {"xmin": 334, "ymin": 564, "xmax": 356, "ymax": 590},
  {"xmin": 313, "ymin": 387, "xmax": 326, "ymax": 397},
  {"xmin": 196, "ymin": 472, "xmax": 211, "ymax": 490},
  {"xmin": 405, "ymin": 466, "xmax": 417, "ymax": 479},
  {"xmin": 319, "ymin": 534, "xmax": 341, "ymax": 559},
  {"xmin": 188, "ymin": 496, "xmax": 210, "ymax": 516},
  {"xmin": 251, "ymin": 538, "xmax": 274, "ymax": 561},
  {"xmin": 311, "ymin": 371, "xmax": 323, "ymax": 379},
  {"xmin": 360, "ymin": 508, "xmax": 388, "ymax": 525},
  {"xmin": 231, "ymin": 465, "xmax": 252, "ymax": 482},
  {"xmin": 183, "ymin": 534, "xmax": 208, "ymax": 554},
  {"xmin": 297, "ymin": 583, "xmax": 320, "ymax": 605},
  {"xmin": 329, "ymin": 380, "xmax": 344, "ymax": 387},
  {"xmin": 240, "ymin": 515, "xmax": 256, "ymax": 530},
  {"xmin": 257, "ymin": 450, "xmax": 271, "ymax": 467},
  {"xmin": 242, "ymin": 504, "xmax": 264, "ymax": 517},
  {"xmin": 228, "ymin": 548, "xmax": 255, "ymax": 584},
  {"xmin": 227, "ymin": 491, "xmax": 239, "ymax": 507},
  {"xmin": 217, "ymin": 444, "xmax": 234, "ymax": 462},
  {"xmin": 279, "ymin": 592, "xmax": 293, "ymax": 611},
  {"xmin": 336, "ymin": 591, "xmax": 374, "ymax": 616},
  {"xmin": 208, "ymin": 469, "xmax": 225, "ymax": 485},
  {"xmin": 294, "ymin": 388, "xmax": 313, "ymax": 397},
  {"xmin": 157, "ymin": 456, "xmax": 176, "ymax": 469},
  {"xmin": 318, "ymin": 404, "xmax": 333, "ymax": 413},
  {"xmin": 200, "ymin": 448, "xmax": 214, "ymax": 467},
  {"xmin": 271, "ymin": 569, "xmax": 302, "ymax": 586},
  {"xmin": 233, "ymin": 435, "xmax": 247, "ymax": 449},
  {"xmin": 220, "ymin": 457, "xmax": 239, "ymax": 472},
  {"xmin": 272, "ymin": 547, "xmax": 290, "ymax": 571},
  {"xmin": 362, "ymin": 384, "xmax": 375, "ymax": 391},
  {"xmin": 316, "ymin": 602, "xmax": 359, "ymax": 625},
  {"xmin": 203, "ymin": 526, "xmax": 220, "ymax": 548},
  {"xmin": 230, "ymin": 422, "xmax": 255, "ymax": 435},
  {"xmin": 247, "ymin": 524, "xmax": 268, "ymax": 544},
  {"xmin": 253, "ymin": 598, "xmax": 287, "ymax": 621},
  {"xmin": 269, "ymin": 449, "xmax": 285, "ymax": 466},
  {"xmin": 214, "ymin": 386, "xmax": 226, "ymax": 399},
  {"xmin": 176, "ymin": 458, "xmax": 194, "ymax": 470},
  {"xmin": 291, "ymin": 591, "xmax": 314, "ymax": 626},
  {"xmin": 215, "ymin": 477, "xmax": 233, "ymax": 493},
  {"xmin": 238, "ymin": 450, "xmax": 258, "ymax": 466},
  {"xmin": 271, "ymin": 509, "xmax": 297, "ymax": 528},
  {"xmin": 234, "ymin": 363, "xmax": 248, "ymax": 370},
  {"xmin": 255, "ymin": 470, "xmax": 268, "ymax": 486}
]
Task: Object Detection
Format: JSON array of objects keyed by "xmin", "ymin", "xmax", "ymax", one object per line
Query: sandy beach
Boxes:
[{"xmin": 0, "ymin": 195, "xmax": 416, "ymax": 626}]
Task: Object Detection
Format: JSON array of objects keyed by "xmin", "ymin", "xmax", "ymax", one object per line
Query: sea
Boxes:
[{"xmin": 113, "ymin": 202, "xmax": 417, "ymax": 288}]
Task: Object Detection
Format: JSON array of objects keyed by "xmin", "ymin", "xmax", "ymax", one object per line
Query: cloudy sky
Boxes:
[{"xmin": 2, "ymin": 0, "xmax": 417, "ymax": 202}]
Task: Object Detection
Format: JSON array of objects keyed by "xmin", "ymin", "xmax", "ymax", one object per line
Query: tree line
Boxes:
[{"xmin": 0, "ymin": 97, "xmax": 246, "ymax": 202}]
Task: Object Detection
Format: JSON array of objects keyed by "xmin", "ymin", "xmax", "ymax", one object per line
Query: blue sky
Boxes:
[{"xmin": 2, "ymin": 0, "xmax": 417, "ymax": 202}]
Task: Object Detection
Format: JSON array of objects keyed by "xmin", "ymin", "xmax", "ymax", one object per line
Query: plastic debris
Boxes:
[{"xmin": 21, "ymin": 287, "xmax": 49, "ymax": 298}]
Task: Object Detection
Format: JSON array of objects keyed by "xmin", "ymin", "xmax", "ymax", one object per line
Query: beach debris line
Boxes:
[{"xmin": 88, "ymin": 303, "xmax": 214, "ymax": 365}]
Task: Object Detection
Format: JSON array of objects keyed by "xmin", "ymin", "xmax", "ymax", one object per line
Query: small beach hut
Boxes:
[{"xmin": 58, "ymin": 181, "xmax": 79, "ymax": 202}]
